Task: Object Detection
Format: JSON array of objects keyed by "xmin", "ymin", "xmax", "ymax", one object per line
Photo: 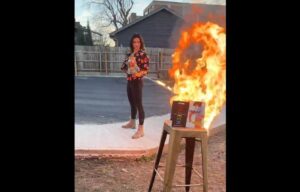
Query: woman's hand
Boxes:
[{"xmin": 129, "ymin": 56, "xmax": 136, "ymax": 67}]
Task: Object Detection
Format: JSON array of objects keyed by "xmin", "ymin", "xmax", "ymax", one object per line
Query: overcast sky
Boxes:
[
  {"xmin": 75, "ymin": 0, "xmax": 225, "ymax": 45},
  {"xmin": 75, "ymin": 0, "xmax": 225, "ymax": 29}
]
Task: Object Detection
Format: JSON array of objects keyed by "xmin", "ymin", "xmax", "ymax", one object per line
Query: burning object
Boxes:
[
  {"xmin": 169, "ymin": 21, "xmax": 226, "ymax": 129},
  {"xmin": 171, "ymin": 101, "xmax": 189, "ymax": 127},
  {"xmin": 187, "ymin": 101, "xmax": 205, "ymax": 128},
  {"xmin": 171, "ymin": 101, "xmax": 205, "ymax": 129}
]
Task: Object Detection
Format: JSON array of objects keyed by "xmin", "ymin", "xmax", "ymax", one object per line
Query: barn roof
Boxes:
[{"xmin": 109, "ymin": 7, "xmax": 183, "ymax": 37}]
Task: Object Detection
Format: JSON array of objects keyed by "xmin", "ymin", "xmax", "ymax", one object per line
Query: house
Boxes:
[
  {"xmin": 109, "ymin": 0, "xmax": 225, "ymax": 48},
  {"xmin": 110, "ymin": 7, "xmax": 184, "ymax": 48},
  {"xmin": 75, "ymin": 20, "xmax": 103, "ymax": 46},
  {"xmin": 128, "ymin": 12, "xmax": 142, "ymax": 24}
]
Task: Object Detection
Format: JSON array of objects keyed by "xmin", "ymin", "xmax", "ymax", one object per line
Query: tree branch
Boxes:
[{"xmin": 85, "ymin": 0, "xmax": 134, "ymax": 30}]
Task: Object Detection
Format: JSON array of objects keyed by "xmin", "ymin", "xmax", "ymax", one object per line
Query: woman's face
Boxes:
[{"xmin": 132, "ymin": 37, "xmax": 141, "ymax": 51}]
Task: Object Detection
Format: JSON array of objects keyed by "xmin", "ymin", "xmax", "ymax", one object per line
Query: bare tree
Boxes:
[{"xmin": 88, "ymin": 0, "xmax": 134, "ymax": 30}]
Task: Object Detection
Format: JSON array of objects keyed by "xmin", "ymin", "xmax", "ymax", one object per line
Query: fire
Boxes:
[{"xmin": 169, "ymin": 21, "xmax": 226, "ymax": 129}]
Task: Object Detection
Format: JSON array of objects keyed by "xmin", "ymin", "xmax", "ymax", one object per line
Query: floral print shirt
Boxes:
[{"xmin": 121, "ymin": 49, "xmax": 150, "ymax": 81}]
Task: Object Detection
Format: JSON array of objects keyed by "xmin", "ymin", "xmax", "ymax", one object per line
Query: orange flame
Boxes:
[{"xmin": 169, "ymin": 21, "xmax": 226, "ymax": 129}]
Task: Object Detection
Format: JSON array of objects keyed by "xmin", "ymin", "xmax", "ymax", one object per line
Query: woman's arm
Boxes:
[{"xmin": 133, "ymin": 51, "xmax": 150, "ymax": 78}]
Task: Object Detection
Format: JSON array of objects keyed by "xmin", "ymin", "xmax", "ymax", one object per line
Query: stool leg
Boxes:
[
  {"xmin": 201, "ymin": 134, "xmax": 208, "ymax": 192},
  {"xmin": 163, "ymin": 131, "xmax": 182, "ymax": 192},
  {"xmin": 185, "ymin": 138, "xmax": 196, "ymax": 192},
  {"xmin": 148, "ymin": 129, "xmax": 168, "ymax": 192}
]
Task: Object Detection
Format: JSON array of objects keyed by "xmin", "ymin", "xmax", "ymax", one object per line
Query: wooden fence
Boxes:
[{"xmin": 74, "ymin": 45, "xmax": 174, "ymax": 78}]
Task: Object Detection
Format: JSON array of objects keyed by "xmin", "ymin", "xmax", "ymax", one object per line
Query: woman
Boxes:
[{"xmin": 120, "ymin": 33, "xmax": 150, "ymax": 139}]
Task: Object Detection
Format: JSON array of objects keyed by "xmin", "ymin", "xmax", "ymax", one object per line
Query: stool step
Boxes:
[
  {"xmin": 154, "ymin": 169, "xmax": 164, "ymax": 182},
  {"xmin": 192, "ymin": 168, "xmax": 203, "ymax": 179},
  {"xmin": 154, "ymin": 167, "xmax": 204, "ymax": 189},
  {"xmin": 155, "ymin": 166, "xmax": 203, "ymax": 179},
  {"xmin": 173, "ymin": 183, "xmax": 203, "ymax": 187},
  {"xmin": 158, "ymin": 164, "xmax": 186, "ymax": 167}
]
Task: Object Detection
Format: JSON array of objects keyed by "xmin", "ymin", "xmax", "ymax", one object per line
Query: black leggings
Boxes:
[{"xmin": 127, "ymin": 79, "xmax": 145, "ymax": 125}]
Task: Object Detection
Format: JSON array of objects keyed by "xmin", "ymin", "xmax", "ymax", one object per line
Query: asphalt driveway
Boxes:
[{"xmin": 75, "ymin": 76, "xmax": 173, "ymax": 124}]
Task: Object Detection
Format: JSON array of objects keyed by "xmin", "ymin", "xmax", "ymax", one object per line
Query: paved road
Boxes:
[{"xmin": 75, "ymin": 76, "xmax": 173, "ymax": 124}]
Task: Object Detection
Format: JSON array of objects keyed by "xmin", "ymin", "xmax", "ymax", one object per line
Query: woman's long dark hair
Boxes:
[{"xmin": 130, "ymin": 33, "xmax": 145, "ymax": 53}]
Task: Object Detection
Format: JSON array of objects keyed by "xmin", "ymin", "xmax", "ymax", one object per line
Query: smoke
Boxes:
[{"xmin": 169, "ymin": 2, "xmax": 225, "ymax": 48}]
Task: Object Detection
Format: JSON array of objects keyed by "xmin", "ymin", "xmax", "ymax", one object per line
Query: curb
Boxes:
[{"xmin": 75, "ymin": 124, "xmax": 226, "ymax": 158}]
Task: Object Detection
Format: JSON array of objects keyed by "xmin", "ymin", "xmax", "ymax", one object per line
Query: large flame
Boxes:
[{"xmin": 169, "ymin": 21, "xmax": 226, "ymax": 129}]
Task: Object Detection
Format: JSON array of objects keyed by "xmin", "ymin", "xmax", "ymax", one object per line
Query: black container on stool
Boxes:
[{"xmin": 170, "ymin": 101, "xmax": 189, "ymax": 127}]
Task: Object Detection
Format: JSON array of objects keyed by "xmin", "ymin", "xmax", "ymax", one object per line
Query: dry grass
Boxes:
[{"xmin": 75, "ymin": 128, "xmax": 225, "ymax": 192}]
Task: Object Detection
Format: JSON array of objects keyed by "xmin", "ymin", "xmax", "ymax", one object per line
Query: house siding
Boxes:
[{"xmin": 113, "ymin": 9, "xmax": 184, "ymax": 48}]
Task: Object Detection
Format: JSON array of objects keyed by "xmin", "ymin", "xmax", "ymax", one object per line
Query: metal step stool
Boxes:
[{"xmin": 148, "ymin": 120, "xmax": 208, "ymax": 192}]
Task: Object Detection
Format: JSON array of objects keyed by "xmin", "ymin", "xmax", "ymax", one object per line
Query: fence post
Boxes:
[
  {"xmin": 158, "ymin": 51, "xmax": 162, "ymax": 78},
  {"xmin": 105, "ymin": 49, "xmax": 108, "ymax": 75},
  {"xmin": 99, "ymin": 51, "xmax": 102, "ymax": 75},
  {"xmin": 75, "ymin": 53, "xmax": 78, "ymax": 76}
]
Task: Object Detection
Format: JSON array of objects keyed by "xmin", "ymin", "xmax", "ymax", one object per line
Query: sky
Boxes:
[
  {"xmin": 75, "ymin": 0, "xmax": 225, "ymax": 45},
  {"xmin": 75, "ymin": 0, "xmax": 225, "ymax": 28}
]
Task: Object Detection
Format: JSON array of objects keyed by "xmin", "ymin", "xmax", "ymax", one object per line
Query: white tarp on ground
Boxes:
[{"xmin": 75, "ymin": 105, "xmax": 226, "ymax": 151}]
